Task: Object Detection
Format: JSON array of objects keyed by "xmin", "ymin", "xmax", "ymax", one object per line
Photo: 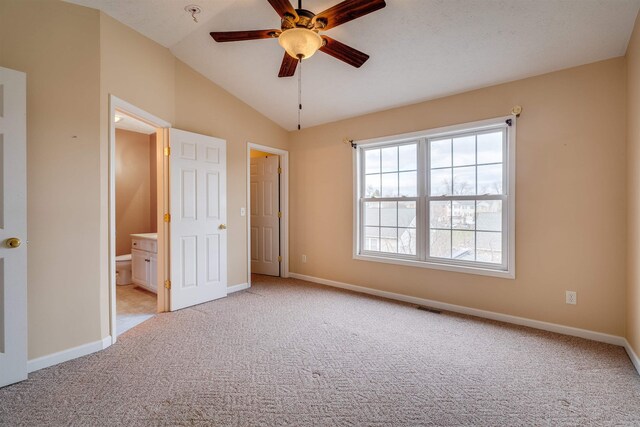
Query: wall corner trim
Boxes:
[
  {"xmin": 27, "ymin": 336, "xmax": 112, "ymax": 374},
  {"xmin": 228, "ymin": 282, "xmax": 250, "ymax": 294},
  {"xmin": 289, "ymin": 273, "xmax": 631, "ymax": 353},
  {"xmin": 624, "ymin": 340, "xmax": 640, "ymax": 375}
]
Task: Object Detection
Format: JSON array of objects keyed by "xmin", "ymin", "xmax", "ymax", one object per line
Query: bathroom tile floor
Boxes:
[{"xmin": 116, "ymin": 284, "xmax": 156, "ymax": 336}]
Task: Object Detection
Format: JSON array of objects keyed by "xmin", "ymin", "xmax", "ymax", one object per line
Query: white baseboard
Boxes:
[
  {"xmin": 289, "ymin": 273, "xmax": 627, "ymax": 348},
  {"xmin": 624, "ymin": 339, "xmax": 640, "ymax": 374},
  {"xmin": 228, "ymin": 282, "xmax": 250, "ymax": 294},
  {"xmin": 27, "ymin": 336, "xmax": 112, "ymax": 373}
]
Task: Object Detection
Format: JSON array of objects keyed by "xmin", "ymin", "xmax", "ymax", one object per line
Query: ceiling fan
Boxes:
[{"xmin": 210, "ymin": 0, "xmax": 387, "ymax": 77}]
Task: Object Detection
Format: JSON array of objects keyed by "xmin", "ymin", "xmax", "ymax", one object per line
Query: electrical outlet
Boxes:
[
  {"xmin": 566, "ymin": 291, "xmax": 577, "ymax": 305},
  {"xmin": 302, "ymin": 255, "xmax": 307, "ymax": 263}
]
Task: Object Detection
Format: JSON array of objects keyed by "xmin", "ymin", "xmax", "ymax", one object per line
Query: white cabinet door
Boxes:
[
  {"xmin": 250, "ymin": 156, "xmax": 280, "ymax": 276},
  {"xmin": 131, "ymin": 249, "xmax": 148, "ymax": 287},
  {"xmin": 0, "ymin": 67, "xmax": 27, "ymax": 388},
  {"xmin": 149, "ymin": 252, "xmax": 158, "ymax": 293},
  {"xmin": 169, "ymin": 129, "xmax": 227, "ymax": 311}
]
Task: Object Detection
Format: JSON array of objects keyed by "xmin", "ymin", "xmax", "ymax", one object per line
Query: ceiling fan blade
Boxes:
[
  {"xmin": 278, "ymin": 52, "xmax": 299, "ymax": 78},
  {"xmin": 210, "ymin": 30, "xmax": 279, "ymax": 42},
  {"xmin": 267, "ymin": 0, "xmax": 298, "ymax": 20},
  {"xmin": 320, "ymin": 36, "xmax": 369, "ymax": 68},
  {"xmin": 314, "ymin": 0, "xmax": 386, "ymax": 30}
]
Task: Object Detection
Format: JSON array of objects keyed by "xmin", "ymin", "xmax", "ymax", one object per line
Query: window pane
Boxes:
[
  {"xmin": 398, "ymin": 228, "xmax": 417, "ymax": 255},
  {"xmin": 365, "ymin": 174, "xmax": 381, "ymax": 198},
  {"xmin": 364, "ymin": 227, "xmax": 380, "ymax": 251},
  {"xmin": 399, "ymin": 144, "xmax": 417, "ymax": 171},
  {"xmin": 477, "ymin": 231, "xmax": 502, "ymax": 264},
  {"xmin": 399, "ymin": 171, "xmax": 417, "ymax": 197},
  {"xmin": 365, "ymin": 149, "xmax": 381, "ymax": 174},
  {"xmin": 453, "ymin": 135, "xmax": 475, "ymax": 167},
  {"xmin": 431, "ymin": 168, "xmax": 452, "ymax": 196},
  {"xmin": 430, "ymin": 201, "xmax": 451, "ymax": 229},
  {"xmin": 477, "ymin": 131, "xmax": 503, "ymax": 164},
  {"xmin": 380, "ymin": 202, "xmax": 397, "ymax": 227},
  {"xmin": 452, "ymin": 230, "xmax": 475, "ymax": 261},
  {"xmin": 381, "ymin": 173, "xmax": 399, "ymax": 197},
  {"xmin": 453, "ymin": 166, "xmax": 476, "ymax": 195},
  {"xmin": 364, "ymin": 202, "xmax": 380, "ymax": 226},
  {"xmin": 431, "ymin": 138, "xmax": 451, "ymax": 168},
  {"xmin": 398, "ymin": 201, "xmax": 417, "ymax": 228},
  {"xmin": 477, "ymin": 164, "xmax": 503, "ymax": 195},
  {"xmin": 381, "ymin": 146, "xmax": 398, "ymax": 173},
  {"xmin": 452, "ymin": 201, "xmax": 475, "ymax": 230},
  {"xmin": 380, "ymin": 228, "xmax": 398, "ymax": 253},
  {"xmin": 476, "ymin": 200, "xmax": 502, "ymax": 232},
  {"xmin": 430, "ymin": 229, "xmax": 451, "ymax": 258}
]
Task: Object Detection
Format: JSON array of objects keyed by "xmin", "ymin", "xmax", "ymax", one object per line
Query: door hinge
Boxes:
[
  {"xmin": 164, "ymin": 213, "xmax": 171, "ymax": 223},
  {"xmin": 164, "ymin": 146, "xmax": 171, "ymax": 156},
  {"xmin": 278, "ymin": 167, "xmax": 282, "ymax": 174},
  {"xmin": 164, "ymin": 280, "xmax": 171, "ymax": 289},
  {"xmin": 278, "ymin": 256, "xmax": 282, "ymax": 262},
  {"xmin": 278, "ymin": 211, "xmax": 282, "ymax": 219}
]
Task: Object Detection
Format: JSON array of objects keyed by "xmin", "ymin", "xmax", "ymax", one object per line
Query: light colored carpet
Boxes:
[
  {"xmin": 1, "ymin": 275, "xmax": 639, "ymax": 426},
  {"xmin": 116, "ymin": 284, "xmax": 157, "ymax": 336}
]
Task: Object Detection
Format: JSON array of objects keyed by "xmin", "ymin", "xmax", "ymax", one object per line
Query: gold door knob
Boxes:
[
  {"xmin": 218, "ymin": 224, "xmax": 227, "ymax": 230},
  {"xmin": 6, "ymin": 238, "xmax": 21, "ymax": 248}
]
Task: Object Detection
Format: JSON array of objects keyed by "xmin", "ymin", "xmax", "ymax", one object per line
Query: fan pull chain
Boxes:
[{"xmin": 298, "ymin": 57, "xmax": 302, "ymax": 131}]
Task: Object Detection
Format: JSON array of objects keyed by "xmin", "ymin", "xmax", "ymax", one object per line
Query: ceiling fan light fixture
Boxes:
[{"xmin": 278, "ymin": 28, "xmax": 323, "ymax": 60}]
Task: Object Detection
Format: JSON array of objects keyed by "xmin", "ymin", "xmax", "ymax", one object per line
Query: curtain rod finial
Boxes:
[
  {"xmin": 343, "ymin": 138, "xmax": 356, "ymax": 149},
  {"xmin": 511, "ymin": 105, "xmax": 522, "ymax": 117}
]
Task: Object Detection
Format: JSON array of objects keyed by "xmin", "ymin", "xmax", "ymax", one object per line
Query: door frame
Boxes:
[
  {"xmin": 247, "ymin": 143, "xmax": 289, "ymax": 283},
  {"xmin": 108, "ymin": 95, "xmax": 170, "ymax": 344}
]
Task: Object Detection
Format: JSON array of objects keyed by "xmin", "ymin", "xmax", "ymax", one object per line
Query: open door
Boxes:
[
  {"xmin": 0, "ymin": 67, "xmax": 27, "ymax": 387},
  {"xmin": 250, "ymin": 155, "xmax": 280, "ymax": 276},
  {"xmin": 169, "ymin": 129, "xmax": 227, "ymax": 311}
]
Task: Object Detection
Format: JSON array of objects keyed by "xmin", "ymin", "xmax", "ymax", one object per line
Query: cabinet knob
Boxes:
[{"xmin": 218, "ymin": 224, "xmax": 227, "ymax": 230}]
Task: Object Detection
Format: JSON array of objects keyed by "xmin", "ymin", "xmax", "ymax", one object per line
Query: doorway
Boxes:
[
  {"xmin": 113, "ymin": 112, "xmax": 159, "ymax": 335},
  {"xmin": 247, "ymin": 143, "xmax": 289, "ymax": 283},
  {"xmin": 109, "ymin": 96, "xmax": 170, "ymax": 343}
]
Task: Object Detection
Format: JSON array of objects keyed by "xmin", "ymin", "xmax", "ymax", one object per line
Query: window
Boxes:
[{"xmin": 355, "ymin": 117, "xmax": 515, "ymax": 278}]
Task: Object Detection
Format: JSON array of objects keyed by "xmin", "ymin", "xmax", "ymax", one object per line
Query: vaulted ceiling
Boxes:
[{"xmin": 66, "ymin": 0, "xmax": 640, "ymax": 130}]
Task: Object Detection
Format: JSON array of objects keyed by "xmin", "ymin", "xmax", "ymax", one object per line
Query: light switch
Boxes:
[{"xmin": 240, "ymin": 207, "xmax": 246, "ymax": 216}]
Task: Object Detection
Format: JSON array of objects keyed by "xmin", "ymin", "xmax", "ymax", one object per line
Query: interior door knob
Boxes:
[
  {"xmin": 218, "ymin": 224, "xmax": 227, "ymax": 230},
  {"xmin": 6, "ymin": 237, "xmax": 21, "ymax": 248}
]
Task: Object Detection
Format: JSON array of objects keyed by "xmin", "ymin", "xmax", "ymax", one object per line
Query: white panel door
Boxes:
[
  {"xmin": 169, "ymin": 129, "xmax": 227, "ymax": 311},
  {"xmin": 250, "ymin": 156, "xmax": 280, "ymax": 276},
  {"xmin": 0, "ymin": 67, "xmax": 27, "ymax": 387}
]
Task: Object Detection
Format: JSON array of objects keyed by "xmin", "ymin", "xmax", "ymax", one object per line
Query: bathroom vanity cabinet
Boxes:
[{"xmin": 131, "ymin": 233, "xmax": 158, "ymax": 294}]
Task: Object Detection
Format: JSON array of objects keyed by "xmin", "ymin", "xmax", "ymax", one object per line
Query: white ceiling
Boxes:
[{"xmin": 66, "ymin": 0, "xmax": 640, "ymax": 131}]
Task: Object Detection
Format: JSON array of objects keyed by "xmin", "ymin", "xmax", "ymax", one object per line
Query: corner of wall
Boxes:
[{"xmin": 626, "ymin": 10, "xmax": 640, "ymax": 359}]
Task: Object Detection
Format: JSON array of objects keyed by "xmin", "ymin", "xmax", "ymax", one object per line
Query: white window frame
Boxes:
[{"xmin": 353, "ymin": 116, "xmax": 516, "ymax": 279}]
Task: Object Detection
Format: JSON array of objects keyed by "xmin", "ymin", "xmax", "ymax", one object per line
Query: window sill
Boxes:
[{"xmin": 353, "ymin": 253, "xmax": 515, "ymax": 279}]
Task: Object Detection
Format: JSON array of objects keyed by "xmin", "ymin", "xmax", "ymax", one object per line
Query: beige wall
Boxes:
[
  {"xmin": 97, "ymin": 13, "xmax": 288, "ymax": 338},
  {"xmin": 150, "ymin": 133, "xmax": 158, "ymax": 232},
  {"xmin": 1, "ymin": 1, "xmax": 288, "ymax": 360},
  {"xmin": 173, "ymin": 60, "xmax": 290, "ymax": 285},
  {"xmin": 289, "ymin": 58, "xmax": 628, "ymax": 336},
  {"xmin": 115, "ymin": 129, "xmax": 156, "ymax": 256},
  {"xmin": 1, "ymin": 0, "xmax": 636, "ymax": 363},
  {"xmin": 0, "ymin": 0, "xmax": 102, "ymax": 359},
  {"xmin": 627, "ymin": 15, "xmax": 640, "ymax": 355}
]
